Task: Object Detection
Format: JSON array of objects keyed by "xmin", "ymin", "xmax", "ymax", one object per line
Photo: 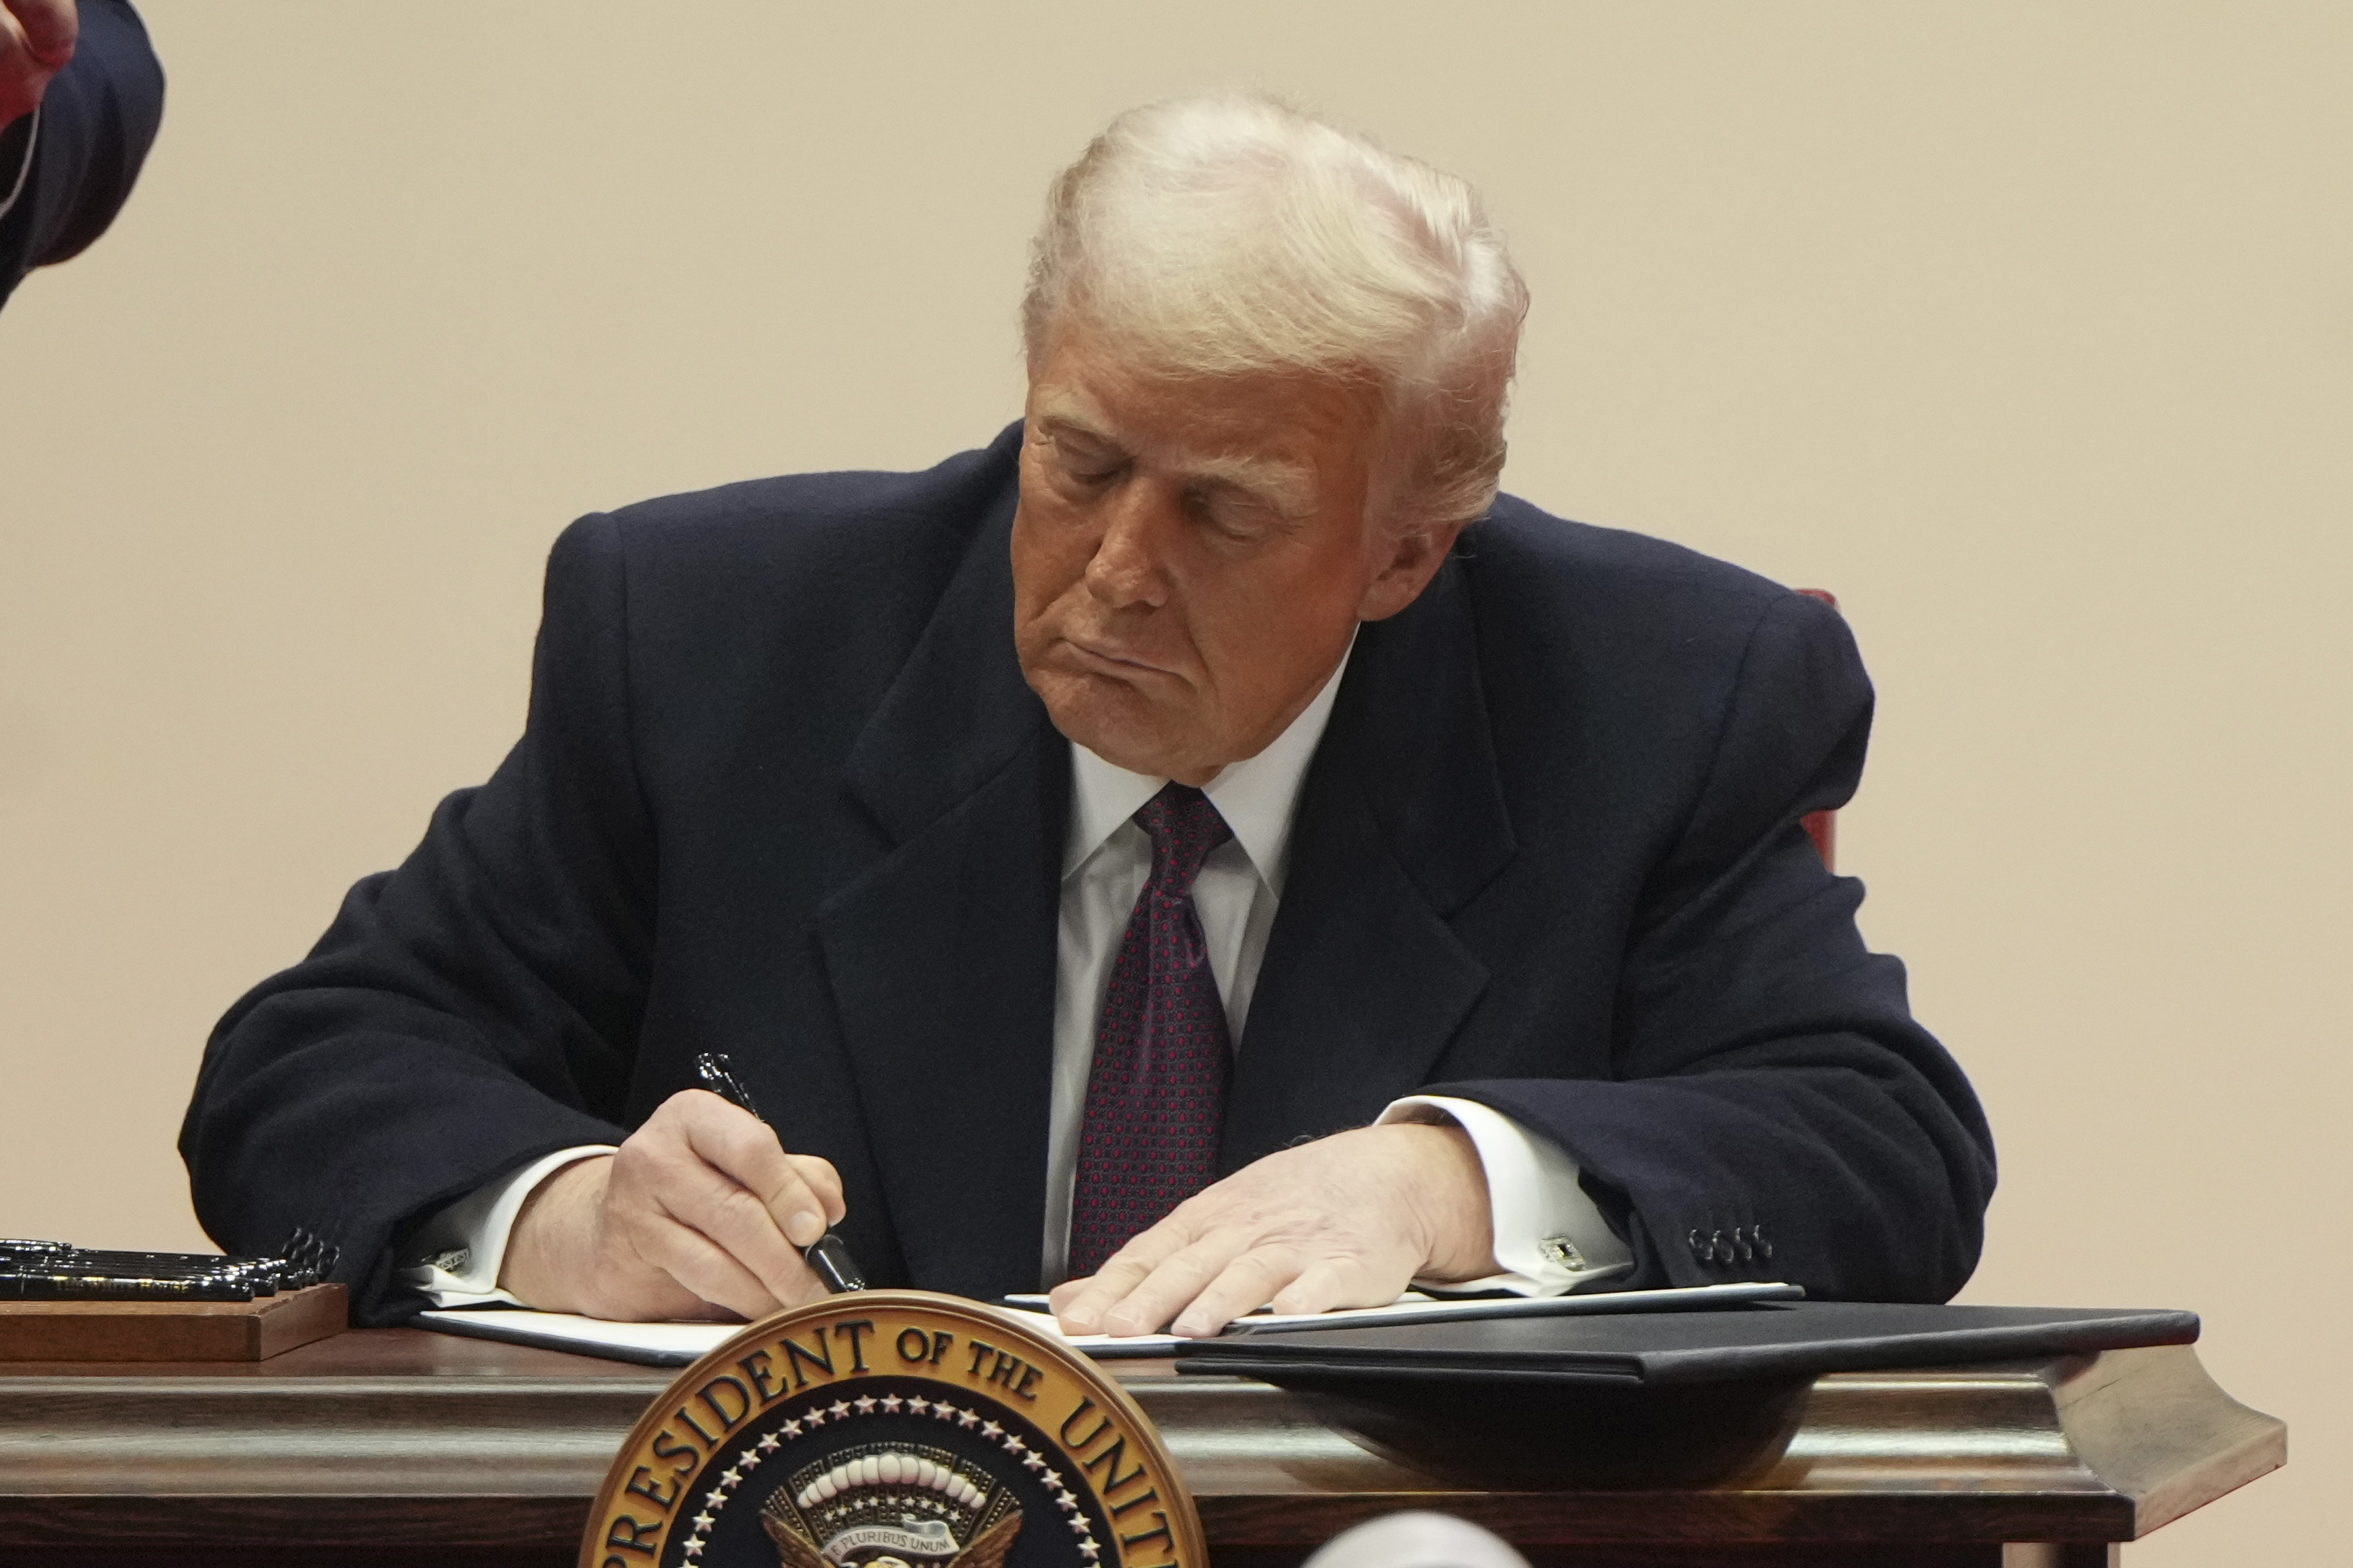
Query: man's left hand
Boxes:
[{"xmin": 1047, "ymin": 1121, "xmax": 1500, "ymax": 1338}]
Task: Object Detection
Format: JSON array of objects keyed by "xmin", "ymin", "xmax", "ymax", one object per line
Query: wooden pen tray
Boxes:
[{"xmin": 0, "ymin": 1283, "xmax": 348, "ymax": 1362}]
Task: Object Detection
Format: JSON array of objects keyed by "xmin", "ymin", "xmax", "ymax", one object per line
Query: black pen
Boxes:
[{"xmin": 693, "ymin": 1052, "xmax": 868, "ymax": 1294}]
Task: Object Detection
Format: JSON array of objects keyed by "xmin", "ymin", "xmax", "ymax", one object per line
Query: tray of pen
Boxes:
[
  {"xmin": 0, "ymin": 1232, "xmax": 349, "ymax": 1361},
  {"xmin": 0, "ymin": 1232, "xmax": 336, "ymax": 1300}
]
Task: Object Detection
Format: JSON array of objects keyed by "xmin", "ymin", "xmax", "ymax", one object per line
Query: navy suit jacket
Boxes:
[{"xmin": 180, "ymin": 423, "xmax": 1995, "ymax": 1324}]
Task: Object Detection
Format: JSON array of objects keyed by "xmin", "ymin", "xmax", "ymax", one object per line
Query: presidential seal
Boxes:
[{"xmin": 582, "ymin": 1292, "xmax": 1205, "ymax": 1568}]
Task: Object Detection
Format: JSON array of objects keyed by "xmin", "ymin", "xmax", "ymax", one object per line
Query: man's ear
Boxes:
[{"xmin": 1355, "ymin": 518, "xmax": 1469, "ymax": 622}]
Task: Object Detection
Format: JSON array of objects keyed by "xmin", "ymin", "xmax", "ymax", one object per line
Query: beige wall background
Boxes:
[{"xmin": 3, "ymin": 1, "xmax": 2346, "ymax": 1558}]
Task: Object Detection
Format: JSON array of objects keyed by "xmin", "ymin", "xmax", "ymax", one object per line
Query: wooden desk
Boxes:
[{"xmin": 0, "ymin": 1328, "xmax": 2280, "ymax": 1567}]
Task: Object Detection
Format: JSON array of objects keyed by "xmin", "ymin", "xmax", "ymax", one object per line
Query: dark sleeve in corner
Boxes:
[
  {"xmin": 0, "ymin": 0, "xmax": 165, "ymax": 308},
  {"xmin": 1431, "ymin": 592, "xmax": 1997, "ymax": 1303},
  {"xmin": 178, "ymin": 514, "xmax": 656, "ymax": 1324}
]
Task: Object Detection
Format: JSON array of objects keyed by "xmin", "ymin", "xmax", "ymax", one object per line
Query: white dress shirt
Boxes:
[{"xmin": 404, "ymin": 646, "xmax": 1630, "ymax": 1307}]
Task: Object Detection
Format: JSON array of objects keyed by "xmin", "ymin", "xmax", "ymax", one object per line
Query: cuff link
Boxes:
[
  {"xmin": 421, "ymin": 1247, "xmax": 471, "ymax": 1275},
  {"xmin": 1535, "ymin": 1235, "xmax": 1589, "ymax": 1272}
]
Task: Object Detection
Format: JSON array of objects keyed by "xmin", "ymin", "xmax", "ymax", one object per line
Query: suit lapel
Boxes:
[
  {"xmin": 1223, "ymin": 554, "xmax": 1517, "ymax": 1169},
  {"xmin": 816, "ymin": 494, "xmax": 1068, "ymax": 1302},
  {"xmin": 817, "ymin": 507, "xmax": 1517, "ymax": 1272}
]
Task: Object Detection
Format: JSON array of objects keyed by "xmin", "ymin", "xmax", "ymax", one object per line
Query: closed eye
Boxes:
[
  {"xmin": 1185, "ymin": 481, "xmax": 1289, "ymax": 542},
  {"xmin": 1038, "ymin": 424, "xmax": 1127, "ymax": 486}
]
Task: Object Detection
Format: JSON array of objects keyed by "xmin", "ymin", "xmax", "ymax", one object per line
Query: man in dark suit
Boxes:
[
  {"xmin": 0, "ymin": 0, "xmax": 163, "ymax": 310},
  {"xmin": 180, "ymin": 96, "xmax": 1994, "ymax": 1334}
]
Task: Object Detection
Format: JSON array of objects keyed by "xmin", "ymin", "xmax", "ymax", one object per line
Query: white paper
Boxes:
[{"xmin": 418, "ymin": 1281, "xmax": 1802, "ymax": 1367}]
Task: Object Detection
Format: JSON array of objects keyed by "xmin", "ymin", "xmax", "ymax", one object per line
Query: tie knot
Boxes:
[{"xmin": 1135, "ymin": 782, "xmax": 1233, "ymax": 897}]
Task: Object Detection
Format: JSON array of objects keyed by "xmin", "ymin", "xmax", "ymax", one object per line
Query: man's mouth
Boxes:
[{"xmin": 1060, "ymin": 637, "xmax": 1168, "ymax": 678}]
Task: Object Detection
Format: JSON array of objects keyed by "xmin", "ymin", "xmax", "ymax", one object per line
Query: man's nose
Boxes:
[{"xmin": 1082, "ymin": 483, "xmax": 1176, "ymax": 609}]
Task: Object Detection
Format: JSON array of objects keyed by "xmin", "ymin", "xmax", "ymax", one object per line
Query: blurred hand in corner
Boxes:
[{"xmin": 1, "ymin": 0, "xmax": 161, "ymax": 311}]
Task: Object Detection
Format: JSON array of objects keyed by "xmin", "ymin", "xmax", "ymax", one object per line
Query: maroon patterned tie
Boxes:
[{"xmin": 1068, "ymin": 782, "xmax": 1235, "ymax": 1279}]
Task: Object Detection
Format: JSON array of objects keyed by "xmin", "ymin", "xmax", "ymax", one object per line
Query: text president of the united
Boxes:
[{"xmin": 180, "ymin": 96, "xmax": 1995, "ymax": 1335}]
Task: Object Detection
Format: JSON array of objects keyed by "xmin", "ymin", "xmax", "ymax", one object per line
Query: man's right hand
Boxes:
[
  {"xmin": 498, "ymin": 1089, "xmax": 847, "ymax": 1322},
  {"xmin": 1, "ymin": 0, "xmax": 76, "ymax": 129}
]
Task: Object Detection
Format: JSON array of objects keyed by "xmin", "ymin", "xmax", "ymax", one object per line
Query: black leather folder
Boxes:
[{"xmin": 1171, "ymin": 1300, "xmax": 2200, "ymax": 1390}]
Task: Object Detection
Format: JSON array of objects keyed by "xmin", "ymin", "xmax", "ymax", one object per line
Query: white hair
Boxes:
[{"xmin": 1022, "ymin": 95, "xmax": 1529, "ymax": 529}]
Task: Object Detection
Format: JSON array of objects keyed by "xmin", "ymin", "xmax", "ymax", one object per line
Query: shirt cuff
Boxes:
[
  {"xmin": 396, "ymin": 1145, "xmax": 618, "ymax": 1308},
  {"xmin": 1377, "ymin": 1095, "xmax": 1632, "ymax": 1296}
]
